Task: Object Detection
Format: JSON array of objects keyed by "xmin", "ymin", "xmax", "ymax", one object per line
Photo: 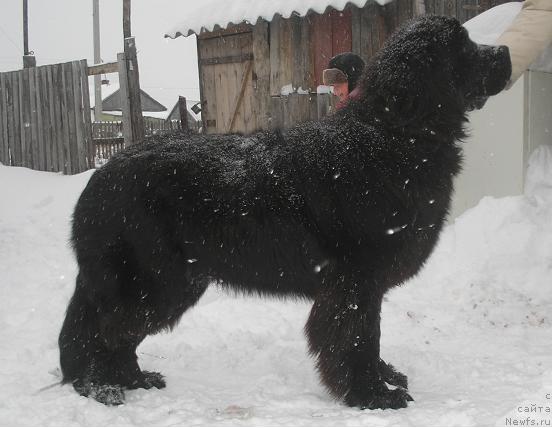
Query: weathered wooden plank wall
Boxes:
[
  {"xmin": 269, "ymin": 8, "xmax": 355, "ymax": 94},
  {"xmin": 269, "ymin": 13, "xmax": 316, "ymax": 95},
  {"xmin": 252, "ymin": 20, "xmax": 271, "ymax": 130},
  {"xmin": 196, "ymin": 0, "xmax": 419, "ymax": 135},
  {"xmin": 310, "ymin": 9, "xmax": 353, "ymax": 89},
  {"xmin": 352, "ymin": 0, "xmax": 415, "ymax": 60},
  {"xmin": 0, "ymin": 59, "xmax": 93, "ymax": 174},
  {"xmin": 195, "ymin": 0, "xmax": 518, "ymax": 135},
  {"xmin": 425, "ymin": 0, "xmax": 520, "ymax": 23},
  {"xmin": 269, "ymin": 93, "xmax": 336, "ymax": 130},
  {"xmin": 0, "ymin": 73, "xmax": 8, "ymax": 164}
]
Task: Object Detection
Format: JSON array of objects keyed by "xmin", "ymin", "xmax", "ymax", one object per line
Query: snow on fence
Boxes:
[{"xmin": 0, "ymin": 60, "xmax": 94, "ymax": 174}]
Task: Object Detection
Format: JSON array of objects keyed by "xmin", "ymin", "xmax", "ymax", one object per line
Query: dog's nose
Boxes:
[{"xmin": 495, "ymin": 45, "xmax": 509, "ymax": 58}]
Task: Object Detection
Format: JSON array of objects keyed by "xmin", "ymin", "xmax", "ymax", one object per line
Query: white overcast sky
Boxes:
[{"xmin": 0, "ymin": 0, "xmax": 200, "ymax": 109}]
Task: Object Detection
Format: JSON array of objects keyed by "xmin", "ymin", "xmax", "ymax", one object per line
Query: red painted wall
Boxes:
[{"xmin": 311, "ymin": 9, "xmax": 353, "ymax": 88}]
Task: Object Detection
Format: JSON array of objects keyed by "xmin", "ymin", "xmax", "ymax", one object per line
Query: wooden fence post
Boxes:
[
  {"xmin": 123, "ymin": 0, "xmax": 132, "ymax": 39},
  {"xmin": 118, "ymin": 36, "xmax": 144, "ymax": 145},
  {"xmin": 0, "ymin": 73, "xmax": 8, "ymax": 165},
  {"xmin": 23, "ymin": 56, "xmax": 36, "ymax": 69},
  {"xmin": 178, "ymin": 96, "xmax": 188, "ymax": 132},
  {"xmin": 22, "ymin": 0, "xmax": 36, "ymax": 69},
  {"xmin": 117, "ymin": 51, "xmax": 129, "ymax": 144}
]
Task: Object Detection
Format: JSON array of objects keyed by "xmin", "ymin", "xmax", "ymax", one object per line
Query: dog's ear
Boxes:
[{"xmin": 361, "ymin": 52, "xmax": 435, "ymax": 128}]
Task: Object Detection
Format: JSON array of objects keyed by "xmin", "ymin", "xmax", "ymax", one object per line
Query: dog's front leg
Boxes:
[{"xmin": 305, "ymin": 270, "xmax": 412, "ymax": 410}]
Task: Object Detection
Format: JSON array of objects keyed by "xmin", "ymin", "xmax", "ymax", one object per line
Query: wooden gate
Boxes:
[
  {"xmin": 0, "ymin": 60, "xmax": 93, "ymax": 174},
  {"xmin": 197, "ymin": 29, "xmax": 257, "ymax": 134}
]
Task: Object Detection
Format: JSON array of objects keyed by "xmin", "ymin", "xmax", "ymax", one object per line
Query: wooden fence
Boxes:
[
  {"xmin": 144, "ymin": 118, "xmax": 182, "ymax": 135},
  {"xmin": 93, "ymin": 121, "xmax": 123, "ymax": 139},
  {"xmin": 93, "ymin": 118, "xmax": 183, "ymax": 165},
  {"xmin": 0, "ymin": 60, "xmax": 93, "ymax": 174},
  {"xmin": 93, "ymin": 118, "xmax": 182, "ymax": 139},
  {"xmin": 95, "ymin": 137, "xmax": 125, "ymax": 165}
]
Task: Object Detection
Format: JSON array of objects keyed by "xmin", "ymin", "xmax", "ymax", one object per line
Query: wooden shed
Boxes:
[{"xmin": 167, "ymin": 0, "xmax": 516, "ymax": 135}]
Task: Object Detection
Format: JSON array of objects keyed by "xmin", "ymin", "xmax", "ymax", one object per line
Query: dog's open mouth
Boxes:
[{"xmin": 467, "ymin": 95, "xmax": 489, "ymax": 111}]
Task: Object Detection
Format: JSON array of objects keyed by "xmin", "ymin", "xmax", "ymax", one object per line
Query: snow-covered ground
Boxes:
[{"xmin": 1, "ymin": 145, "xmax": 551, "ymax": 426}]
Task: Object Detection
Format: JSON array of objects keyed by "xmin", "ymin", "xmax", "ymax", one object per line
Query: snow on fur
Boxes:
[{"xmin": 0, "ymin": 145, "xmax": 551, "ymax": 425}]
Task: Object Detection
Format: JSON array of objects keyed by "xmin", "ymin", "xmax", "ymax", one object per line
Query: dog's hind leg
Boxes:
[
  {"xmin": 59, "ymin": 272, "xmax": 126, "ymax": 405},
  {"xmin": 58, "ymin": 271, "xmax": 150, "ymax": 405},
  {"xmin": 305, "ymin": 268, "xmax": 412, "ymax": 410},
  {"xmin": 59, "ymin": 264, "xmax": 208, "ymax": 405}
]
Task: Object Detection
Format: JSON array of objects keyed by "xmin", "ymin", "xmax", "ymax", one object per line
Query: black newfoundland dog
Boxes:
[{"xmin": 59, "ymin": 16, "xmax": 511, "ymax": 408}]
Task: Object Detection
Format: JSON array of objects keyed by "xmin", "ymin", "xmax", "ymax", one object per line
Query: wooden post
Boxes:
[
  {"xmin": 118, "ymin": 52, "xmax": 131, "ymax": 145},
  {"xmin": 87, "ymin": 62, "xmax": 118, "ymax": 76},
  {"xmin": 23, "ymin": 56, "xmax": 36, "ymax": 69},
  {"xmin": 178, "ymin": 96, "xmax": 188, "ymax": 131},
  {"xmin": 22, "ymin": 0, "xmax": 36, "ymax": 68},
  {"xmin": 93, "ymin": 0, "xmax": 102, "ymax": 121},
  {"xmin": 118, "ymin": 37, "xmax": 144, "ymax": 145},
  {"xmin": 23, "ymin": 0, "xmax": 30, "ymax": 55},
  {"xmin": 0, "ymin": 73, "xmax": 9, "ymax": 165},
  {"xmin": 123, "ymin": 0, "xmax": 131, "ymax": 39}
]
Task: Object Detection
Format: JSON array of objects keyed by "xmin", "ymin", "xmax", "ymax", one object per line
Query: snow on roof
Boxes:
[
  {"xmin": 165, "ymin": 0, "xmax": 393, "ymax": 38},
  {"xmin": 463, "ymin": 2, "xmax": 522, "ymax": 45}
]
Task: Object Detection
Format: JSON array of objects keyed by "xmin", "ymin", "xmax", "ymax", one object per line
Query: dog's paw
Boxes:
[
  {"xmin": 379, "ymin": 359, "xmax": 408, "ymax": 389},
  {"xmin": 345, "ymin": 385, "xmax": 413, "ymax": 410},
  {"xmin": 74, "ymin": 380, "xmax": 125, "ymax": 406},
  {"xmin": 90, "ymin": 384, "xmax": 126, "ymax": 406},
  {"xmin": 126, "ymin": 370, "xmax": 166, "ymax": 390},
  {"xmin": 142, "ymin": 371, "xmax": 166, "ymax": 389}
]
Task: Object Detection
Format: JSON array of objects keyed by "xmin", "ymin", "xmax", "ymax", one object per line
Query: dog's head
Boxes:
[{"xmin": 355, "ymin": 16, "xmax": 512, "ymax": 127}]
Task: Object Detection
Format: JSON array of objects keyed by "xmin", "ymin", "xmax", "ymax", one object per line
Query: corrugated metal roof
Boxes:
[{"xmin": 165, "ymin": 0, "xmax": 393, "ymax": 38}]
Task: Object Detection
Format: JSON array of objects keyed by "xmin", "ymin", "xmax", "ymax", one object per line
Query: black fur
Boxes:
[{"xmin": 59, "ymin": 16, "xmax": 511, "ymax": 408}]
